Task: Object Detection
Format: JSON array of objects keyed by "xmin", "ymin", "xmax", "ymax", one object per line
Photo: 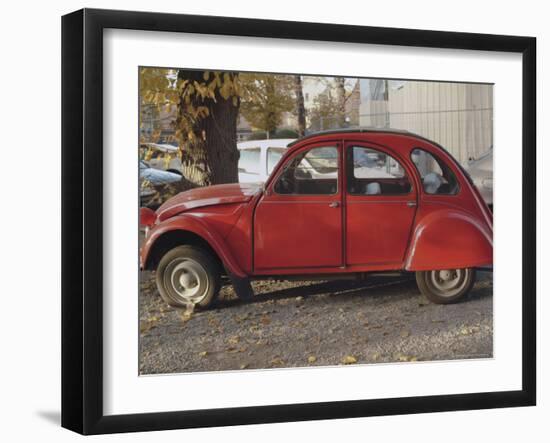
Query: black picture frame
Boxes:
[{"xmin": 62, "ymin": 8, "xmax": 536, "ymax": 435}]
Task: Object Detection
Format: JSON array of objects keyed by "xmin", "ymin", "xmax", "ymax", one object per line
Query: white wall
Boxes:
[
  {"xmin": 0, "ymin": 1, "xmax": 546, "ymax": 442},
  {"xmin": 360, "ymin": 80, "xmax": 493, "ymax": 163}
]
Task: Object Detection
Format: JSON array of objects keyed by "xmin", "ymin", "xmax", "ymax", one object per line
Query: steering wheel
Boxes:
[{"xmin": 275, "ymin": 173, "xmax": 294, "ymax": 193}]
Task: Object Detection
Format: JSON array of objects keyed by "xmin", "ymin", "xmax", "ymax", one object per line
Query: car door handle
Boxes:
[
  {"xmin": 406, "ymin": 201, "xmax": 417, "ymax": 207},
  {"xmin": 329, "ymin": 201, "xmax": 340, "ymax": 208}
]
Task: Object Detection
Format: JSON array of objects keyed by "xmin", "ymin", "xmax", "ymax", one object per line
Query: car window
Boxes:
[
  {"xmin": 238, "ymin": 148, "xmax": 261, "ymax": 175},
  {"xmin": 411, "ymin": 148, "xmax": 459, "ymax": 195},
  {"xmin": 274, "ymin": 146, "xmax": 338, "ymax": 195},
  {"xmin": 347, "ymin": 146, "xmax": 411, "ymax": 195},
  {"xmin": 267, "ymin": 147, "xmax": 285, "ymax": 175}
]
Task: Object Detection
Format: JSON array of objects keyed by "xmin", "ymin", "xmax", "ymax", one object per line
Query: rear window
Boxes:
[
  {"xmin": 411, "ymin": 148, "xmax": 459, "ymax": 195},
  {"xmin": 347, "ymin": 146, "xmax": 411, "ymax": 195}
]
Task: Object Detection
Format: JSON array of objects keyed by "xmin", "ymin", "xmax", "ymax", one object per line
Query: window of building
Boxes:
[
  {"xmin": 274, "ymin": 146, "xmax": 338, "ymax": 195},
  {"xmin": 411, "ymin": 148, "xmax": 459, "ymax": 195},
  {"xmin": 347, "ymin": 146, "xmax": 411, "ymax": 195}
]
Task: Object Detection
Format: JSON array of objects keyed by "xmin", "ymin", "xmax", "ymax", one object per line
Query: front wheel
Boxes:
[
  {"xmin": 416, "ymin": 268, "xmax": 476, "ymax": 304},
  {"xmin": 156, "ymin": 245, "xmax": 221, "ymax": 309}
]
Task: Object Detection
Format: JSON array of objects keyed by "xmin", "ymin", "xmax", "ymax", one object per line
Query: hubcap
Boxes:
[
  {"xmin": 428, "ymin": 269, "xmax": 468, "ymax": 297},
  {"xmin": 164, "ymin": 258, "xmax": 209, "ymax": 304}
]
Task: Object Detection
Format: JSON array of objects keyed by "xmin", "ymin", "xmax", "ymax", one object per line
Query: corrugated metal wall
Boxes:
[{"xmin": 360, "ymin": 81, "xmax": 493, "ymax": 164}]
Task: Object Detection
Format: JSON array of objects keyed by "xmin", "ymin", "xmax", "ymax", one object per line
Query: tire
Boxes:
[
  {"xmin": 156, "ymin": 245, "xmax": 221, "ymax": 309},
  {"xmin": 416, "ymin": 268, "xmax": 476, "ymax": 304}
]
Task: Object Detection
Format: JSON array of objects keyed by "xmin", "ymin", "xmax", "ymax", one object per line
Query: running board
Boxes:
[{"xmin": 476, "ymin": 266, "xmax": 493, "ymax": 272}]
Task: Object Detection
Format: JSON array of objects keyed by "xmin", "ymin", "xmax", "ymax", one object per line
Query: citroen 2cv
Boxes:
[{"xmin": 140, "ymin": 129, "xmax": 493, "ymax": 309}]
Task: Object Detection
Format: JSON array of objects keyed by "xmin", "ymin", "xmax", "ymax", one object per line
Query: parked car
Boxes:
[
  {"xmin": 466, "ymin": 148, "xmax": 493, "ymax": 208},
  {"xmin": 140, "ymin": 129, "xmax": 493, "ymax": 309},
  {"xmin": 237, "ymin": 139, "xmax": 294, "ymax": 183},
  {"xmin": 140, "ymin": 142, "xmax": 183, "ymax": 175},
  {"xmin": 139, "ymin": 160, "xmax": 182, "ymax": 207}
]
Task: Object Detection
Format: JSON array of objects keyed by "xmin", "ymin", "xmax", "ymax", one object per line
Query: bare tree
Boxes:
[
  {"xmin": 334, "ymin": 77, "xmax": 347, "ymax": 127},
  {"xmin": 293, "ymin": 75, "xmax": 306, "ymax": 136}
]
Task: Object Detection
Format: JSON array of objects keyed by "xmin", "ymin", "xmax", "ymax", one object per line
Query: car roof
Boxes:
[
  {"xmin": 285, "ymin": 128, "xmax": 458, "ymax": 159},
  {"xmin": 287, "ymin": 128, "xmax": 412, "ymax": 147},
  {"xmin": 283, "ymin": 128, "xmax": 472, "ymax": 181}
]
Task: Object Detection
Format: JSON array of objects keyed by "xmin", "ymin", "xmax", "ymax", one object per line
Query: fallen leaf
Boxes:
[
  {"xmin": 270, "ymin": 357, "xmax": 285, "ymax": 366},
  {"xmin": 226, "ymin": 347, "xmax": 239, "ymax": 353},
  {"xmin": 198, "ymin": 351, "xmax": 208, "ymax": 357},
  {"xmin": 342, "ymin": 355, "xmax": 358, "ymax": 365},
  {"xmin": 139, "ymin": 321, "xmax": 154, "ymax": 334},
  {"xmin": 396, "ymin": 354, "xmax": 418, "ymax": 362},
  {"xmin": 180, "ymin": 311, "xmax": 193, "ymax": 324},
  {"xmin": 400, "ymin": 330, "xmax": 411, "ymax": 338},
  {"xmin": 239, "ymin": 363, "xmax": 249, "ymax": 370},
  {"xmin": 227, "ymin": 335, "xmax": 240, "ymax": 345},
  {"xmin": 460, "ymin": 326, "xmax": 480, "ymax": 335},
  {"xmin": 260, "ymin": 315, "xmax": 271, "ymax": 325},
  {"xmin": 307, "ymin": 355, "xmax": 317, "ymax": 364}
]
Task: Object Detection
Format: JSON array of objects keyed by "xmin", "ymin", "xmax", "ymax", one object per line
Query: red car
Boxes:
[{"xmin": 140, "ymin": 129, "xmax": 493, "ymax": 309}]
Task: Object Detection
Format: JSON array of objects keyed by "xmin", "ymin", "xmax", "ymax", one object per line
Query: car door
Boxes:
[
  {"xmin": 254, "ymin": 143, "xmax": 343, "ymax": 271},
  {"xmin": 345, "ymin": 142, "xmax": 417, "ymax": 267}
]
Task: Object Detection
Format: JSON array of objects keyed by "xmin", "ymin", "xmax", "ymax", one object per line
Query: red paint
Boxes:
[
  {"xmin": 156, "ymin": 182, "xmax": 260, "ymax": 222},
  {"xmin": 140, "ymin": 130, "xmax": 493, "ymax": 278},
  {"xmin": 141, "ymin": 213, "xmax": 247, "ymax": 278},
  {"xmin": 139, "ymin": 207, "xmax": 156, "ymax": 227}
]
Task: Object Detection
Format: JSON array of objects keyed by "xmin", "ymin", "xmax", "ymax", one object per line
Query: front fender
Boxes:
[
  {"xmin": 141, "ymin": 214, "xmax": 247, "ymax": 278},
  {"xmin": 405, "ymin": 210, "xmax": 493, "ymax": 271}
]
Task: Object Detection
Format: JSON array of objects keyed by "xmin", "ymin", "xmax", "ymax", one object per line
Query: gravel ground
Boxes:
[{"xmin": 139, "ymin": 271, "xmax": 492, "ymax": 374}]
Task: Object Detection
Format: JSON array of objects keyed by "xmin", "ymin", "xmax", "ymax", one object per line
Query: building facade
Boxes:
[{"xmin": 359, "ymin": 79, "xmax": 493, "ymax": 164}]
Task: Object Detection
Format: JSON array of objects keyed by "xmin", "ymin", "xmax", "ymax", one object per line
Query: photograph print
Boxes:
[{"xmin": 138, "ymin": 67, "xmax": 494, "ymax": 375}]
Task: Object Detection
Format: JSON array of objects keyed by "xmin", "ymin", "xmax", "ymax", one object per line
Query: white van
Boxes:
[{"xmin": 237, "ymin": 139, "xmax": 295, "ymax": 183}]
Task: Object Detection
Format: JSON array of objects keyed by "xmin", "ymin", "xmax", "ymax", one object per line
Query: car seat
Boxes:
[{"xmin": 365, "ymin": 182, "xmax": 382, "ymax": 195}]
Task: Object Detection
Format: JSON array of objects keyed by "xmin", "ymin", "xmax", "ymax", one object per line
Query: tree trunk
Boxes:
[
  {"xmin": 293, "ymin": 75, "xmax": 306, "ymax": 136},
  {"xmin": 335, "ymin": 77, "xmax": 346, "ymax": 128},
  {"xmin": 176, "ymin": 70, "xmax": 240, "ymax": 187}
]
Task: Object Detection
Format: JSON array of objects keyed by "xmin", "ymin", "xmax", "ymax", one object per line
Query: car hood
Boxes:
[{"xmin": 156, "ymin": 182, "xmax": 261, "ymax": 221}]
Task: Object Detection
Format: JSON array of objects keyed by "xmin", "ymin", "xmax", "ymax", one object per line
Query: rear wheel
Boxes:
[
  {"xmin": 416, "ymin": 268, "xmax": 476, "ymax": 304},
  {"xmin": 156, "ymin": 245, "xmax": 221, "ymax": 309}
]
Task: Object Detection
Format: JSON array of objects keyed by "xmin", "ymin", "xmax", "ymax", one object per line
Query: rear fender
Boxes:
[
  {"xmin": 405, "ymin": 210, "xmax": 493, "ymax": 271},
  {"xmin": 141, "ymin": 214, "xmax": 247, "ymax": 278}
]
